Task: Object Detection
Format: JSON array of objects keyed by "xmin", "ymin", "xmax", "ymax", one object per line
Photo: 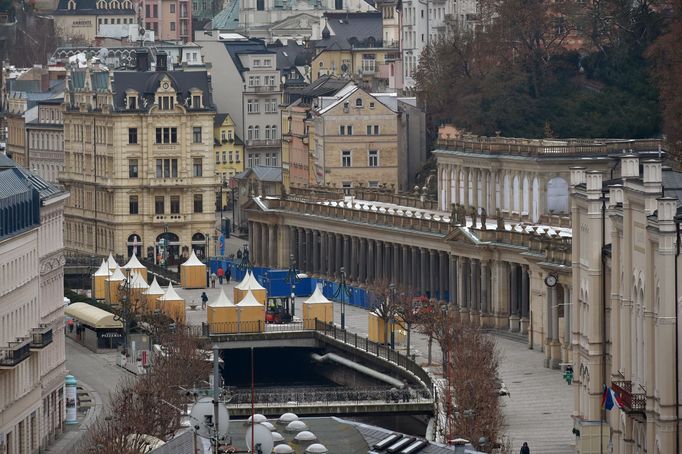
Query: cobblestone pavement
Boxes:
[{"xmin": 180, "ymin": 280, "xmax": 574, "ymax": 453}]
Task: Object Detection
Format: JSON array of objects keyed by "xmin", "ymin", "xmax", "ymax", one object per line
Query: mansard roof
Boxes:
[{"xmin": 53, "ymin": 0, "xmax": 136, "ymax": 15}]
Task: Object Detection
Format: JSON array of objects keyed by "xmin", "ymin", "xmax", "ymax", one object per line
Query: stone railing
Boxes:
[
  {"xmin": 353, "ymin": 189, "xmax": 439, "ymax": 211},
  {"xmin": 436, "ymin": 136, "xmax": 665, "ymax": 157}
]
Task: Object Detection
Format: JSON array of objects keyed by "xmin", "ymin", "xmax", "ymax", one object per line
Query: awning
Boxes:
[{"xmin": 65, "ymin": 302, "xmax": 123, "ymax": 329}]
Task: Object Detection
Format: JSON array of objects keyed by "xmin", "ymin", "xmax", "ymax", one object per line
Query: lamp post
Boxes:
[
  {"xmin": 332, "ymin": 267, "xmax": 352, "ymax": 330},
  {"xmin": 389, "ymin": 282, "xmax": 397, "ymax": 349},
  {"xmin": 286, "ymin": 254, "xmax": 301, "ymax": 318}
]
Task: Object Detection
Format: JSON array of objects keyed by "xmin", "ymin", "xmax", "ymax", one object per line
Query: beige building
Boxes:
[
  {"xmin": 25, "ymin": 99, "xmax": 65, "ymax": 183},
  {"xmin": 52, "ymin": 0, "xmax": 137, "ymax": 44},
  {"xmin": 0, "ymin": 155, "xmax": 69, "ymax": 454},
  {"xmin": 571, "ymin": 156, "xmax": 682, "ymax": 453},
  {"xmin": 311, "ymin": 84, "xmax": 399, "ymax": 191},
  {"xmin": 60, "ymin": 52, "xmax": 218, "ymax": 262}
]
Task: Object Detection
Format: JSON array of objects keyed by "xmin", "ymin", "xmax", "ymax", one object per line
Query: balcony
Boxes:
[
  {"xmin": 248, "ymin": 85, "xmax": 278, "ymax": 93},
  {"xmin": 153, "ymin": 214, "xmax": 185, "ymax": 223},
  {"xmin": 246, "ymin": 139, "xmax": 280, "ymax": 148},
  {"xmin": 611, "ymin": 381, "xmax": 646, "ymax": 414},
  {"xmin": 0, "ymin": 338, "xmax": 31, "ymax": 369},
  {"xmin": 30, "ymin": 325, "xmax": 53, "ymax": 350}
]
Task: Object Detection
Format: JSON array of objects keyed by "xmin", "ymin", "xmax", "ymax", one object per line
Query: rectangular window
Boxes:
[
  {"xmin": 155, "ymin": 196, "xmax": 164, "ymax": 214},
  {"xmin": 170, "ymin": 22, "xmax": 176, "ymax": 31},
  {"xmin": 170, "ymin": 3, "xmax": 175, "ymax": 12},
  {"xmin": 129, "ymin": 195, "xmax": 139, "ymax": 214},
  {"xmin": 156, "ymin": 127, "xmax": 178, "ymax": 143},
  {"xmin": 215, "ymin": 152, "xmax": 220, "ymax": 164},
  {"xmin": 221, "ymin": 130, "xmax": 226, "ymax": 141},
  {"xmin": 235, "ymin": 151, "xmax": 240, "ymax": 163},
  {"xmin": 247, "ymin": 99, "xmax": 259, "ymax": 114},
  {"xmin": 163, "ymin": 127, "xmax": 170, "ymax": 143},
  {"xmin": 368, "ymin": 180, "xmax": 379, "ymax": 188},
  {"xmin": 171, "ymin": 159, "xmax": 178, "ymax": 177},
  {"xmin": 156, "ymin": 128, "xmax": 162, "ymax": 144},
  {"xmin": 192, "ymin": 95, "xmax": 201, "ymax": 108},
  {"xmin": 263, "ymin": 59, "xmax": 271, "ymax": 67},
  {"xmin": 171, "ymin": 128, "xmax": 177, "ymax": 143},
  {"xmin": 339, "ymin": 125, "xmax": 345, "ymax": 135},
  {"xmin": 342, "ymin": 150, "xmax": 351, "ymax": 167},
  {"xmin": 193, "ymin": 127, "xmax": 202, "ymax": 143},
  {"xmin": 253, "ymin": 59, "xmax": 261, "ymax": 67},
  {"xmin": 374, "ymin": 125, "xmax": 380, "ymax": 135},
  {"xmin": 164, "ymin": 159, "xmax": 171, "ymax": 177},
  {"xmin": 153, "ymin": 4, "xmax": 158, "ymax": 16},
  {"xmin": 145, "ymin": 4, "xmax": 150, "ymax": 16},
  {"xmin": 228, "ymin": 151, "xmax": 233, "ymax": 163},
  {"xmin": 193, "ymin": 158, "xmax": 203, "ymax": 177},
  {"xmin": 156, "ymin": 159, "xmax": 162, "ymax": 178},
  {"xmin": 222, "ymin": 151, "xmax": 227, "ymax": 162},
  {"xmin": 367, "ymin": 125, "xmax": 372, "ymax": 135},
  {"xmin": 170, "ymin": 196, "xmax": 180, "ymax": 214},
  {"xmin": 194, "ymin": 193, "xmax": 203, "ymax": 213},
  {"xmin": 368, "ymin": 149, "xmax": 379, "ymax": 167},
  {"xmin": 347, "ymin": 125, "xmax": 353, "ymax": 135},
  {"xmin": 129, "ymin": 127, "xmax": 138, "ymax": 144},
  {"xmin": 129, "ymin": 159, "xmax": 138, "ymax": 178}
]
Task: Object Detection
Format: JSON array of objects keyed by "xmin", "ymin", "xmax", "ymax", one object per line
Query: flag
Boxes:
[{"xmin": 601, "ymin": 386, "xmax": 623, "ymax": 411}]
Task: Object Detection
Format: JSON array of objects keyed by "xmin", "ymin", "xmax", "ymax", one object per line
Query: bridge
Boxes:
[{"xmin": 188, "ymin": 320, "xmax": 436, "ymax": 419}]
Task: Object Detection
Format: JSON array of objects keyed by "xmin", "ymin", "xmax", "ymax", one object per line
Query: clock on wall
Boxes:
[
  {"xmin": 544, "ymin": 273, "xmax": 558, "ymax": 287},
  {"xmin": 162, "ymin": 82, "xmax": 170, "ymax": 89}
]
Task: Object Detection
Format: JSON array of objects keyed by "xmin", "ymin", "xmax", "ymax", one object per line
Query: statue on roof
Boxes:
[
  {"xmin": 470, "ymin": 206, "xmax": 477, "ymax": 228},
  {"xmin": 496, "ymin": 208, "xmax": 505, "ymax": 231},
  {"xmin": 450, "ymin": 203, "xmax": 458, "ymax": 225},
  {"xmin": 480, "ymin": 207, "xmax": 487, "ymax": 229}
]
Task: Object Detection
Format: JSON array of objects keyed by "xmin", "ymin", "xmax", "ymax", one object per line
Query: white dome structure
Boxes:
[
  {"xmin": 273, "ymin": 445, "xmax": 294, "ymax": 454},
  {"xmin": 272, "ymin": 432, "xmax": 284, "ymax": 443},
  {"xmin": 260, "ymin": 421, "xmax": 275, "ymax": 431},
  {"xmin": 278, "ymin": 413, "xmax": 298, "ymax": 424},
  {"xmin": 285, "ymin": 420, "xmax": 308, "ymax": 432},
  {"xmin": 305, "ymin": 444, "xmax": 329, "ymax": 454},
  {"xmin": 294, "ymin": 431, "xmax": 316, "ymax": 442},
  {"xmin": 246, "ymin": 414, "xmax": 267, "ymax": 424}
]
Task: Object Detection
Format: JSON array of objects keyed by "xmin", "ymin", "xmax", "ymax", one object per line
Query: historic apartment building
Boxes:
[
  {"xmin": 571, "ymin": 156, "xmax": 682, "ymax": 453},
  {"xmin": 214, "ymin": 113, "xmax": 244, "ymax": 210},
  {"xmin": 197, "ymin": 34, "xmax": 283, "ymax": 170},
  {"xmin": 141, "ymin": 0, "xmax": 193, "ymax": 42},
  {"xmin": 25, "ymin": 99, "xmax": 65, "ymax": 183},
  {"xmin": 60, "ymin": 51, "xmax": 217, "ymax": 262},
  {"xmin": 52, "ymin": 0, "xmax": 137, "ymax": 44},
  {"xmin": 311, "ymin": 84, "xmax": 399, "ymax": 190},
  {"xmin": 0, "ymin": 155, "xmax": 68, "ymax": 454}
]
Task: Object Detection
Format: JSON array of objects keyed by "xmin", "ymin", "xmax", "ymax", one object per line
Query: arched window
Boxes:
[
  {"xmin": 271, "ymin": 125, "xmax": 277, "ymax": 139},
  {"xmin": 264, "ymin": 125, "xmax": 271, "ymax": 140},
  {"xmin": 254, "ymin": 126, "xmax": 260, "ymax": 140},
  {"xmin": 248, "ymin": 126, "xmax": 253, "ymax": 140},
  {"xmin": 355, "ymin": 98, "xmax": 363, "ymax": 107},
  {"xmin": 547, "ymin": 176, "xmax": 569, "ymax": 214}
]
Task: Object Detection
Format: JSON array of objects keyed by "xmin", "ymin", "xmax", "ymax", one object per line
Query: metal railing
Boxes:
[
  {"xmin": 0, "ymin": 338, "xmax": 31, "ymax": 368},
  {"xmin": 30, "ymin": 326, "xmax": 53, "ymax": 349},
  {"xmin": 140, "ymin": 258, "xmax": 180, "ymax": 284},
  {"xmin": 227, "ymin": 386, "xmax": 431, "ymax": 407},
  {"xmin": 612, "ymin": 380, "xmax": 646, "ymax": 413}
]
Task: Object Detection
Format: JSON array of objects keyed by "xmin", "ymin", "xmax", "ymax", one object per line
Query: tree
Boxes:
[{"xmin": 367, "ymin": 278, "xmax": 401, "ymax": 346}]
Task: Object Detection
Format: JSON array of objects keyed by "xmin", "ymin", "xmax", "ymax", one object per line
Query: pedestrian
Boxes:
[
  {"xmin": 211, "ymin": 272, "xmax": 217, "ymax": 288},
  {"xmin": 217, "ymin": 266, "xmax": 224, "ymax": 285},
  {"xmin": 520, "ymin": 442, "xmax": 530, "ymax": 454},
  {"xmin": 201, "ymin": 292, "xmax": 208, "ymax": 310},
  {"xmin": 237, "ymin": 249, "xmax": 242, "ymax": 260},
  {"xmin": 226, "ymin": 265, "xmax": 232, "ymax": 283}
]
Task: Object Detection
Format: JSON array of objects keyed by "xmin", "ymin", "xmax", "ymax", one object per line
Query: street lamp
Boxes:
[
  {"xmin": 332, "ymin": 267, "xmax": 352, "ymax": 330},
  {"xmin": 237, "ymin": 243, "xmax": 251, "ymax": 272},
  {"xmin": 286, "ymin": 254, "xmax": 301, "ymax": 318},
  {"xmin": 389, "ymin": 282, "xmax": 397, "ymax": 349}
]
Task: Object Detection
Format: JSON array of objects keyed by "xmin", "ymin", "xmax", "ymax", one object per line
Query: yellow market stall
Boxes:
[
  {"xmin": 180, "ymin": 250, "xmax": 206, "ymax": 289},
  {"xmin": 106, "ymin": 253, "xmax": 118, "ymax": 271},
  {"xmin": 105, "ymin": 265, "xmax": 126, "ymax": 305},
  {"xmin": 93, "ymin": 259, "xmax": 110, "ymax": 300},
  {"xmin": 129, "ymin": 271, "xmax": 150, "ymax": 312},
  {"xmin": 207, "ymin": 287, "xmax": 236, "ymax": 334},
  {"xmin": 236, "ymin": 290, "xmax": 265, "ymax": 333},
  {"xmin": 368, "ymin": 310, "xmax": 406, "ymax": 345},
  {"xmin": 143, "ymin": 277, "xmax": 165, "ymax": 313},
  {"xmin": 124, "ymin": 253, "xmax": 147, "ymax": 281},
  {"xmin": 157, "ymin": 283, "xmax": 186, "ymax": 324},
  {"xmin": 302, "ymin": 285, "xmax": 333, "ymax": 329},
  {"xmin": 233, "ymin": 271, "xmax": 267, "ymax": 304}
]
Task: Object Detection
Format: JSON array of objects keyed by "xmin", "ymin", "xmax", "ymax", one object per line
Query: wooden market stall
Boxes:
[
  {"xmin": 105, "ymin": 265, "xmax": 126, "ymax": 305},
  {"xmin": 143, "ymin": 277, "xmax": 165, "ymax": 313},
  {"xmin": 93, "ymin": 259, "xmax": 110, "ymax": 300},
  {"xmin": 180, "ymin": 250, "xmax": 206, "ymax": 289},
  {"xmin": 233, "ymin": 271, "xmax": 267, "ymax": 304},
  {"xmin": 157, "ymin": 282, "xmax": 186, "ymax": 324},
  {"xmin": 129, "ymin": 271, "xmax": 150, "ymax": 312},
  {"xmin": 236, "ymin": 290, "xmax": 265, "ymax": 333},
  {"xmin": 124, "ymin": 253, "xmax": 148, "ymax": 281},
  {"xmin": 302, "ymin": 285, "xmax": 333, "ymax": 329},
  {"xmin": 207, "ymin": 287, "xmax": 237, "ymax": 334}
]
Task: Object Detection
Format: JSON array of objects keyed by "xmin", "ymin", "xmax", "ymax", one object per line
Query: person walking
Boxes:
[
  {"xmin": 217, "ymin": 266, "xmax": 224, "ymax": 285},
  {"xmin": 226, "ymin": 265, "xmax": 232, "ymax": 283},
  {"xmin": 210, "ymin": 272, "xmax": 217, "ymax": 288},
  {"xmin": 520, "ymin": 442, "xmax": 530, "ymax": 454},
  {"xmin": 201, "ymin": 292, "xmax": 208, "ymax": 310}
]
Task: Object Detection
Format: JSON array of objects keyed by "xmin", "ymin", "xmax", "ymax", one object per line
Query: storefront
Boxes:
[{"xmin": 64, "ymin": 303, "xmax": 124, "ymax": 353}]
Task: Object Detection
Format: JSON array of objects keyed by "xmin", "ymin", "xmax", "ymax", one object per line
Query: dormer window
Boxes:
[
  {"xmin": 156, "ymin": 77, "xmax": 176, "ymax": 110},
  {"xmin": 355, "ymin": 98, "xmax": 363, "ymax": 107},
  {"xmin": 158, "ymin": 95, "xmax": 174, "ymax": 110},
  {"xmin": 189, "ymin": 88, "xmax": 204, "ymax": 109},
  {"xmin": 126, "ymin": 89, "xmax": 139, "ymax": 110},
  {"xmin": 122, "ymin": 0, "xmax": 132, "ymax": 7},
  {"xmin": 68, "ymin": 0, "xmax": 76, "ymax": 9},
  {"xmin": 110, "ymin": 0, "xmax": 120, "ymax": 8},
  {"xmin": 96, "ymin": 0, "xmax": 106, "ymax": 8}
]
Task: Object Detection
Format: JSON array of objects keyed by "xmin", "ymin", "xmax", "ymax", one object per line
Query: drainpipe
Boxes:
[
  {"xmin": 601, "ymin": 188, "xmax": 607, "ymax": 454},
  {"xmin": 675, "ymin": 216, "xmax": 680, "ymax": 454},
  {"xmin": 311, "ymin": 352, "xmax": 405, "ymax": 388}
]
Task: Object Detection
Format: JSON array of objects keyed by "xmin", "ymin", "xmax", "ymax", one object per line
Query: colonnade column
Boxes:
[
  {"xmin": 493, "ymin": 261, "xmax": 510, "ymax": 329},
  {"xmin": 392, "ymin": 244, "xmax": 400, "ymax": 285},
  {"xmin": 335, "ymin": 234, "xmax": 342, "ymax": 273},
  {"xmin": 490, "ymin": 170, "xmax": 498, "ymax": 213},
  {"xmin": 358, "ymin": 239, "xmax": 367, "ymax": 283},
  {"xmin": 520, "ymin": 265, "xmax": 530, "ymax": 334},
  {"xmin": 329, "ymin": 233, "xmax": 336, "ymax": 274},
  {"xmin": 268, "ymin": 224, "xmax": 276, "ymax": 267},
  {"xmin": 563, "ymin": 284, "xmax": 571, "ymax": 363},
  {"xmin": 401, "ymin": 245, "xmax": 410, "ymax": 289},
  {"xmin": 248, "ymin": 221, "xmax": 254, "ymax": 263},
  {"xmin": 457, "ymin": 258, "xmax": 466, "ymax": 313},
  {"xmin": 319, "ymin": 232, "xmax": 327, "ymax": 275},
  {"xmin": 310, "ymin": 230, "xmax": 318, "ymax": 275},
  {"xmin": 444, "ymin": 165, "xmax": 452, "ymax": 210},
  {"xmin": 350, "ymin": 236, "xmax": 358, "ymax": 281},
  {"xmin": 449, "ymin": 255, "xmax": 457, "ymax": 306},
  {"xmin": 482, "ymin": 170, "xmax": 489, "ymax": 213},
  {"xmin": 342, "ymin": 236, "xmax": 350, "ymax": 274},
  {"xmin": 454, "ymin": 167, "xmax": 461, "ymax": 205},
  {"xmin": 545, "ymin": 285, "xmax": 556, "ymax": 368},
  {"xmin": 429, "ymin": 250, "xmax": 437, "ymax": 298},
  {"xmin": 509, "ymin": 264, "xmax": 520, "ymax": 332},
  {"xmin": 463, "ymin": 168, "xmax": 470, "ymax": 210},
  {"xmin": 480, "ymin": 260, "xmax": 490, "ymax": 327},
  {"xmin": 375, "ymin": 241, "xmax": 384, "ymax": 282},
  {"xmin": 253, "ymin": 222, "xmax": 262, "ymax": 265}
]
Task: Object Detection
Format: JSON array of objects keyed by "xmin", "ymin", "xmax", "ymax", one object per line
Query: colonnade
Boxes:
[{"xmin": 438, "ymin": 164, "xmax": 553, "ymax": 222}]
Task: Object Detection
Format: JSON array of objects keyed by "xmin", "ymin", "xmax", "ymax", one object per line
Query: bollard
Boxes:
[{"xmin": 65, "ymin": 374, "xmax": 78, "ymax": 425}]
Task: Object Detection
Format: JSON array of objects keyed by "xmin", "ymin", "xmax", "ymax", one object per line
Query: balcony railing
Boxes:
[
  {"xmin": 30, "ymin": 325, "xmax": 53, "ymax": 350},
  {"xmin": 246, "ymin": 139, "xmax": 280, "ymax": 148},
  {"xmin": 249, "ymin": 85, "xmax": 278, "ymax": 93},
  {"xmin": 0, "ymin": 338, "xmax": 31, "ymax": 369},
  {"xmin": 611, "ymin": 381, "xmax": 646, "ymax": 413}
]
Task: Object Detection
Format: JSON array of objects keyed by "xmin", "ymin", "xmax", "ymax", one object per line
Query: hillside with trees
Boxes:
[{"xmin": 415, "ymin": 0, "xmax": 672, "ymax": 141}]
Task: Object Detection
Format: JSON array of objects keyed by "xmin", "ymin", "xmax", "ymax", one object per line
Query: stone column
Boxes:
[
  {"xmin": 288, "ymin": 226, "xmax": 297, "ymax": 268},
  {"xmin": 480, "ymin": 260, "xmax": 490, "ymax": 327},
  {"xmin": 509, "ymin": 264, "xmax": 520, "ymax": 332},
  {"xmin": 319, "ymin": 232, "xmax": 327, "ymax": 275},
  {"xmin": 253, "ymin": 223, "xmax": 262, "ymax": 265},
  {"xmin": 268, "ymin": 224, "xmax": 277, "ymax": 267},
  {"xmin": 358, "ymin": 238, "xmax": 367, "ymax": 283},
  {"xmin": 438, "ymin": 251, "xmax": 447, "ymax": 301},
  {"xmin": 550, "ymin": 286, "xmax": 561, "ymax": 369},
  {"xmin": 448, "ymin": 255, "xmax": 457, "ymax": 305},
  {"xmin": 429, "ymin": 249, "xmax": 437, "ymax": 298},
  {"xmin": 312, "ymin": 230, "xmax": 319, "ymax": 275},
  {"xmin": 383, "ymin": 243, "xmax": 391, "ymax": 281},
  {"xmin": 562, "ymin": 284, "xmax": 571, "ymax": 363},
  {"xmin": 490, "ymin": 170, "xmax": 498, "ymax": 213},
  {"xmin": 393, "ymin": 244, "xmax": 400, "ymax": 285},
  {"xmin": 545, "ymin": 285, "xmax": 556, "ymax": 368},
  {"xmin": 260, "ymin": 224, "xmax": 268, "ymax": 266},
  {"xmin": 297, "ymin": 228, "xmax": 305, "ymax": 270},
  {"xmin": 420, "ymin": 249, "xmax": 428, "ymax": 295},
  {"xmin": 376, "ymin": 241, "xmax": 384, "ymax": 282},
  {"xmin": 482, "ymin": 169, "xmax": 489, "ymax": 213},
  {"xmin": 457, "ymin": 257, "xmax": 466, "ymax": 312},
  {"xmin": 493, "ymin": 261, "xmax": 510, "ymax": 329},
  {"xmin": 335, "ymin": 234, "xmax": 342, "ymax": 274},
  {"xmin": 367, "ymin": 240, "xmax": 375, "ymax": 283},
  {"xmin": 342, "ymin": 235, "xmax": 350, "ymax": 274},
  {"xmin": 520, "ymin": 265, "xmax": 530, "ymax": 334},
  {"xmin": 444, "ymin": 165, "xmax": 452, "ymax": 210},
  {"xmin": 350, "ymin": 236, "xmax": 358, "ymax": 281},
  {"xmin": 248, "ymin": 221, "xmax": 254, "ymax": 263},
  {"xmin": 330, "ymin": 233, "xmax": 337, "ymax": 275},
  {"xmin": 304, "ymin": 229, "xmax": 313, "ymax": 273},
  {"xmin": 462, "ymin": 168, "xmax": 470, "ymax": 210},
  {"xmin": 453, "ymin": 165, "xmax": 461, "ymax": 205}
]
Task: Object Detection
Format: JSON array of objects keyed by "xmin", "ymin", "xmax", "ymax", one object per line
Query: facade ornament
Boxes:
[
  {"xmin": 470, "ymin": 206, "xmax": 477, "ymax": 228},
  {"xmin": 480, "ymin": 207, "xmax": 487, "ymax": 229},
  {"xmin": 496, "ymin": 208, "xmax": 505, "ymax": 231},
  {"xmin": 450, "ymin": 203, "xmax": 458, "ymax": 225}
]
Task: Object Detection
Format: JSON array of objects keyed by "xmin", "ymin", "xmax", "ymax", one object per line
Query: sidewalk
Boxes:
[{"xmin": 44, "ymin": 380, "xmax": 101, "ymax": 453}]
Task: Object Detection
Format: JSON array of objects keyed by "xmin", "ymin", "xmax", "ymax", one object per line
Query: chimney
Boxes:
[
  {"xmin": 642, "ymin": 159, "xmax": 662, "ymax": 185},
  {"xmin": 156, "ymin": 50, "xmax": 168, "ymax": 72},
  {"xmin": 135, "ymin": 48, "xmax": 150, "ymax": 72},
  {"xmin": 656, "ymin": 197, "xmax": 677, "ymax": 223},
  {"xmin": 586, "ymin": 170, "xmax": 603, "ymax": 200},
  {"xmin": 620, "ymin": 154, "xmax": 639, "ymax": 178}
]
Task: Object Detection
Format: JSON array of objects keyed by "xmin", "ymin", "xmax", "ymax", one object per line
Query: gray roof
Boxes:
[
  {"xmin": 0, "ymin": 154, "xmax": 65, "ymax": 201},
  {"xmin": 222, "ymin": 38, "xmax": 276, "ymax": 79},
  {"xmin": 236, "ymin": 166, "xmax": 282, "ymax": 182},
  {"xmin": 207, "ymin": 0, "xmax": 240, "ymax": 30},
  {"xmin": 53, "ymin": 0, "xmax": 135, "ymax": 15},
  {"xmin": 0, "ymin": 168, "xmax": 32, "ymax": 199},
  {"xmin": 315, "ymin": 12, "xmax": 383, "ymax": 50},
  {"xmin": 268, "ymin": 40, "xmax": 312, "ymax": 69}
]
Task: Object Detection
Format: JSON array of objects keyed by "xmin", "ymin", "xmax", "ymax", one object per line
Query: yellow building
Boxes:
[
  {"xmin": 52, "ymin": 0, "xmax": 137, "ymax": 44},
  {"xmin": 60, "ymin": 51, "xmax": 217, "ymax": 262},
  {"xmin": 213, "ymin": 113, "xmax": 244, "ymax": 210}
]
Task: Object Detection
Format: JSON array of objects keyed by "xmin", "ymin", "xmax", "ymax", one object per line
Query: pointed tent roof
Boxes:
[
  {"xmin": 236, "ymin": 290, "xmax": 264, "ymax": 307},
  {"xmin": 181, "ymin": 250, "xmax": 205, "ymax": 267},
  {"xmin": 124, "ymin": 253, "xmax": 146, "ymax": 270},
  {"xmin": 235, "ymin": 270, "xmax": 265, "ymax": 291},
  {"xmin": 159, "ymin": 282, "xmax": 184, "ymax": 302},
  {"xmin": 130, "ymin": 271, "xmax": 149, "ymax": 290},
  {"xmin": 107, "ymin": 253, "xmax": 118, "ymax": 269},
  {"xmin": 209, "ymin": 287, "xmax": 234, "ymax": 308},
  {"xmin": 107, "ymin": 265, "xmax": 126, "ymax": 282},
  {"xmin": 304, "ymin": 285, "xmax": 331, "ymax": 304},
  {"xmin": 144, "ymin": 276, "xmax": 165, "ymax": 296},
  {"xmin": 94, "ymin": 259, "xmax": 110, "ymax": 277}
]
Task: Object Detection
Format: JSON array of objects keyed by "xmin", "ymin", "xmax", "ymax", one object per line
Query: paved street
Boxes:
[{"xmin": 180, "ymin": 280, "xmax": 574, "ymax": 453}]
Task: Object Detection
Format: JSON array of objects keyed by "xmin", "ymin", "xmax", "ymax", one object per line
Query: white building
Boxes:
[{"xmin": 0, "ymin": 154, "xmax": 69, "ymax": 453}]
